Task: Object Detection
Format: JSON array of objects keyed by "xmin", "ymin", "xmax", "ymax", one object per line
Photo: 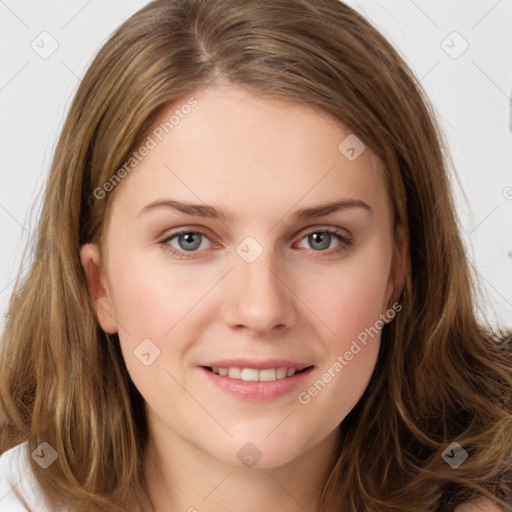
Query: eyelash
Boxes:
[{"xmin": 159, "ymin": 227, "xmax": 353, "ymax": 260}]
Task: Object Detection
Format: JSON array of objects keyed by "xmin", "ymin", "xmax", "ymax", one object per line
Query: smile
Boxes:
[
  {"xmin": 206, "ymin": 366, "xmax": 310, "ymax": 381},
  {"xmin": 200, "ymin": 364, "xmax": 315, "ymax": 401}
]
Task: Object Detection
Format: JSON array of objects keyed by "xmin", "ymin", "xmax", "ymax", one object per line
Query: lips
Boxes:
[
  {"xmin": 198, "ymin": 359, "xmax": 315, "ymax": 401},
  {"xmin": 200, "ymin": 359, "xmax": 313, "ymax": 371}
]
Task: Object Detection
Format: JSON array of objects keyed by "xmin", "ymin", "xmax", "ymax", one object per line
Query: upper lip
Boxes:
[{"xmin": 200, "ymin": 359, "xmax": 314, "ymax": 371}]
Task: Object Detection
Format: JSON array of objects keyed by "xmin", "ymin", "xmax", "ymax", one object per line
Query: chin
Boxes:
[{"xmin": 206, "ymin": 436, "xmax": 310, "ymax": 470}]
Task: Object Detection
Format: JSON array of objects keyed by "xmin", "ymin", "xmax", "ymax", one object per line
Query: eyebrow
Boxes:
[{"xmin": 138, "ymin": 198, "xmax": 372, "ymax": 222}]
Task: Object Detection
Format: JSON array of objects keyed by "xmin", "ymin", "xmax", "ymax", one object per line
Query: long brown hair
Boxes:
[{"xmin": 1, "ymin": 1, "xmax": 511, "ymax": 510}]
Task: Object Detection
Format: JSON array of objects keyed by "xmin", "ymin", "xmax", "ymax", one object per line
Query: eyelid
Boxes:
[
  {"xmin": 159, "ymin": 226, "xmax": 216, "ymax": 248},
  {"xmin": 159, "ymin": 225, "xmax": 214, "ymax": 241},
  {"xmin": 299, "ymin": 224, "xmax": 351, "ymax": 238}
]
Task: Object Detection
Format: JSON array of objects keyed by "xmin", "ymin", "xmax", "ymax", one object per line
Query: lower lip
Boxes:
[{"xmin": 200, "ymin": 366, "xmax": 314, "ymax": 401}]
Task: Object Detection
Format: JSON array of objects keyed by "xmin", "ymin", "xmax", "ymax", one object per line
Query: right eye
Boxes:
[{"xmin": 160, "ymin": 229, "xmax": 214, "ymax": 259}]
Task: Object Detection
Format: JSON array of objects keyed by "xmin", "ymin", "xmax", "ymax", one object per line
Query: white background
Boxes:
[{"xmin": 1, "ymin": 0, "xmax": 511, "ymax": 334}]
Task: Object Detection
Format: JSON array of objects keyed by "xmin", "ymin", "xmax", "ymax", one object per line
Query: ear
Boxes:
[
  {"xmin": 80, "ymin": 243, "xmax": 118, "ymax": 334},
  {"xmin": 384, "ymin": 223, "xmax": 409, "ymax": 312}
]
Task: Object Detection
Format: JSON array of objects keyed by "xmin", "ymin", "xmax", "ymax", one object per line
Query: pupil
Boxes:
[
  {"xmin": 180, "ymin": 233, "xmax": 201, "ymax": 251},
  {"xmin": 310, "ymin": 232, "xmax": 330, "ymax": 250}
]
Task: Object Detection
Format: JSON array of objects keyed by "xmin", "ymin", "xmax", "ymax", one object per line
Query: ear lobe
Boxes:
[
  {"xmin": 383, "ymin": 224, "xmax": 409, "ymax": 317},
  {"xmin": 79, "ymin": 243, "xmax": 118, "ymax": 334},
  {"xmin": 390, "ymin": 224, "xmax": 409, "ymax": 304}
]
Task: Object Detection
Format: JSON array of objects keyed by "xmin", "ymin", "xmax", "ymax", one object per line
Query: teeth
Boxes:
[
  {"xmin": 258, "ymin": 368, "xmax": 277, "ymax": 382},
  {"xmin": 241, "ymin": 368, "xmax": 259, "ymax": 381},
  {"xmin": 228, "ymin": 367, "xmax": 242, "ymax": 379},
  {"xmin": 210, "ymin": 366, "xmax": 304, "ymax": 382},
  {"xmin": 276, "ymin": 367, "xmax": 287, "ymax": 379}
]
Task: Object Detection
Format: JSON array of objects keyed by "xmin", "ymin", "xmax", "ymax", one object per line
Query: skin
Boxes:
[
  {"xmin": 80, "ymin": 82, "xmax": 409, "ymax": 511},
  {"xmin": 455, "ymin": 500, "xmax": 503, "ymax": 512},
  {"xmin": 455, "ymin": 498, "xmax": 503, "ymax": 512}
]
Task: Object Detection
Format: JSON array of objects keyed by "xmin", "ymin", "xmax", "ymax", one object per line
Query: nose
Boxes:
[{"xmin": 221, "ymin": 248, "xmax": 298, "ymax": 336}]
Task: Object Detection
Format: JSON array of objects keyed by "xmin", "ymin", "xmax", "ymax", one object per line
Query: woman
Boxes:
[{"xmin": 1, "ymin": 0, "xmax": 511, "ymax": 510}]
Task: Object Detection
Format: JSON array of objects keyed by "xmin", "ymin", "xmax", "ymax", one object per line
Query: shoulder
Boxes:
[
  {"xmin": 454, "ymin": 498, "xmax": 503, "ymax": 511},
  {"xmin": 0, "ymin": 441, "xmax": 55, "ymax": 511},
  {"xmin": 0, "ymin": 441, "xmax": 32, "ymax": 510}
]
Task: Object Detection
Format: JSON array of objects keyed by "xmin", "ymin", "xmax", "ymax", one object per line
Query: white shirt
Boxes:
[{"xmin": 0, "ymin": 441, "xmax": 64, "ymax": 512}]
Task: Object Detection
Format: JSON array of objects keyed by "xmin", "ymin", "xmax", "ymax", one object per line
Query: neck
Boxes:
[{"xmin": 143, "ymin": 422, "xmax": 341, "ymax": 512}]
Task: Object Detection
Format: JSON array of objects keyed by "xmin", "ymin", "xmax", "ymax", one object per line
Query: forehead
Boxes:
[{"xmin": 108, "ymin": 84, "xmax": 390, "ymax": 226}]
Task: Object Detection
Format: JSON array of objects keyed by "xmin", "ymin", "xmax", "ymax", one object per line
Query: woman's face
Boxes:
[{"xmin": 81, "ymin": 83, "xmax": 407, "ymax": 469}]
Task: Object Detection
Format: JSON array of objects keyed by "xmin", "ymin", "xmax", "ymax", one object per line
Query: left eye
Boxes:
[
  {"xmin": 160, "ymin": 228, "xmax": 352, "ymax": 259},
  {"xmin": 296, "ymin": 229, "xmax": 352, "ymax": 253}
]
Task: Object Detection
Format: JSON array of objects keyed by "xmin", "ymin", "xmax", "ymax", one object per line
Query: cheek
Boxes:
[
  {"xmin": 108, "ymin": 249, "xmax": 212, "ymax": 336},
  {"xmin": 305, "ymin": 273, "xmax": 384, "ymax": 386},
  {"xmin": 108, "ymin": 262, "xmax": 192, "ymax": 410},
  {"xmin": 295, "ymin": 265, "xmax": 385, "ymax": 426},
  {"xmin": 300, "ymin": 339, "xmax": 380, "ymax": 431},
  {"xmin": 300, "ymin": 247, "xmax": 391, "ymax": 346},
  {"xmin": 107, "ymin": 252, "xmax": 219, "ymax": 387}
]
